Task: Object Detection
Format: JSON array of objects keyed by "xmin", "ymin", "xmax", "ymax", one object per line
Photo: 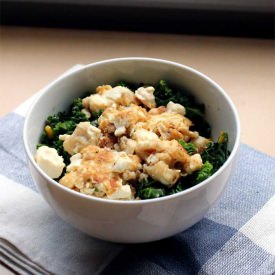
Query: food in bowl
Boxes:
[
  {"xmin": 24, "ymin": 58, "xmax": 240, "ymax": 243},
  {"xmin": 35, "ymin": 79, "xmax": 230, "ymax": 201}
]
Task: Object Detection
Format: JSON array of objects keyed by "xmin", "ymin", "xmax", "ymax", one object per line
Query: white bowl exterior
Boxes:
[
  {"xmin": 24, "ymin": 58, "xmax": 240, "ymax": 243},
  {"xmin": 29, "ymin": 159, "xmax": 234, "ymax": 243}
]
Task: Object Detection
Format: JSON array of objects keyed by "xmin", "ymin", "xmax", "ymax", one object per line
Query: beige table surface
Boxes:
[
  {"xmin": 0, "ymin": 27, "xmax": 275, "ymax": 157},
  {"xmin": 0, "ymin": 25, "xmax": 274, "ymax": 274}
]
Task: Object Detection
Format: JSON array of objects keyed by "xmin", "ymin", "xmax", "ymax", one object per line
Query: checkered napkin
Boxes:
[{"xmin": 1, "ymin": 67, "xmax": 275, "ymax": 275}]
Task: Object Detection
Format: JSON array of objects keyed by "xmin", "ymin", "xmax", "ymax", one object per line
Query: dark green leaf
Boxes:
[
  {"xmin": 178, "ymin": 139, "xmax": 196, "ymax": 155},
  {"xmin": 38, "ymin": 97, "xmax": 90, "ymax": 167},
  {"xmin": 201, "ymin": 132, "xmax": 230, "ymax": 172},
  {"xmin": 140, "ymin": 187, "xmax": 165, "ymax": 199},
  {"xmin": 137, "ymin": 177, "xmax": 166, "ymax": 199},
  {"xmin": 195, "ymin": 161, "xmax": 213, "ymax": 183}
]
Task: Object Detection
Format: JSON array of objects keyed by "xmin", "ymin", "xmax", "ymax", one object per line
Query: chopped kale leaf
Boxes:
[
  {"xmin": 201, "ymin": 132, "xmax": 230, "ymax": 172},
  {"xmin": 178, "ymin": 139, "xmax": 196, "ymax": 155}
]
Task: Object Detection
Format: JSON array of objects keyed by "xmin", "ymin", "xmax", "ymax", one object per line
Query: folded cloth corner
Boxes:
[{"xmin": 0, "ymin": 175, "xmax": 123, "ymax": 275}]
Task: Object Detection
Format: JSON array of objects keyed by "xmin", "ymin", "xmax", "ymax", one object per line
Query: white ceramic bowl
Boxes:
[{"xmin": 23, "ymin": 58, "xmax": 240, "ymax": 243}]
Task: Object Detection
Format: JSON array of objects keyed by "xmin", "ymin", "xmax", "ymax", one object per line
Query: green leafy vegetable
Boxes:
[
  {"xmin": 39, "ymin": 97, "xmax": 91, "ymax": 166},
  {"xmin": 154, "ymin": 80, "xmax": 175, "ymax": 106},
  {"xmin": 52, "ymin": 139, "xmax": 71, "ymax": 166},
  {"xmin": 195, "ymin": 161, "xmax": 213, "ymax": 182},
  {"xmin": 166, "ymin": 181, "xmax": 186, "ymax": 195},
  {"xmin": 92, "ymin": 110, "xmax": 103, "ymax": 120},
  {"xmin": 37, "ymin": 82, "xmax": 231, "ymax": 200},
  {"xmin": 137, "ymin": 178, "xmax": 166, "ymax": 199},
  {"xmin": 140, "ymin": 187, "xmax": 165, "ymax": 199},
  {"xmin": 71, "ymin": 98, "xmax": 89, "ymax": 123},
  {"xmin": 178, "ymin": 139, "xmax": 196, "ymax": 155},
  {"xmin": 201, "ymin": 132, "xmax": 230, "ymax": 172},
  {"xmin": 53, "ymin": 121, "xmax": 76, "ymax": 136},
  {"xmin": 90, "ymin": 110, "xmax": 103, "ymax": 127}
]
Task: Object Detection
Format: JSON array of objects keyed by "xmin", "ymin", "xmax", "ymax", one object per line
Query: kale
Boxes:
[
  {"xmin": 166, "ymin": 180, "xmax": 186, "ymax": 195},
  {"xmin": 154, "ymin": 80, "xmax": 211, "ymax": 138},
  {"xmin": 137, "ymin": 132, "xmax": 230, "ymax": 199},
  {"xmin": 38, "ymin": 97, "xmax": 91, "ymax": 166},
  {"xmin": 46, "ymin": 112, "xmax": 67, "ymax": 126},
  {"xmin": 154, "ymin": 80, "xmax": 198, "ymax": 111},
  {"xmin": 194, "ymin": 161, "xmax": 213, "ymax": 183},
  {"xmin": 201, "ymin": 132, "xmax": 230, "ymax": 172},
  {"xmin": 117, "ymin": 81, "xmax": 128, "ymax": 87},
  {"xmin": 137, "ymin": 176, "xmax": 191, "ymax": 199},
  {"xmin": 154, "ymin": 80, "xmax": 175, "ymax": 106},
  {"xmin": 70, "ymin": 98, "xmax": 88, "ymax": 123},
  {"xmin": 178, "ymin": 139, "xmax": 196, "ymax": 155},
  {"xmin": 137, "ymin": 177, "xmax": 166, "ymax": 199},
  {"xmin": 181, "ymin": 133, "xmax": 229, "ymax": 187},
  {"xmin": 52, "ymin": 139, "xmax": 71, "ymax": 166},
  {"xmin": 189, "ymin": 118, "xmax": 211, "ymax": 139},
  {"xmin": 53, "ymin": 121, "xmax": 76, "ymax": 136},
  {"xmin": 90, "ymin": 110, "xmax": 103, "ymax": 127},
  {"xmin": 92, "ymin": 110, "xmax": 103, "ymax": 120},
  {"xmin": 37, "ymin": 83, "xmax": 230, "ymax": 200},
  {"xmin": 168, "ymin": 164, "xmax": 212, "ymax": 190},
  {"xmin": 140, "ymin": 187, "xmax": 166, "ymax": 199}
]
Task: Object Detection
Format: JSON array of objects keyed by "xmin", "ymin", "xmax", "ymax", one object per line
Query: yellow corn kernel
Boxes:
[{"xmin": 45, "ymin": 125, "xmax": 53, "ymax": 139}]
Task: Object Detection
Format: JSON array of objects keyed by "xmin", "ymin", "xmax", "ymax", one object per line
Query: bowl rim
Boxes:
[{"xmin": 23, "ymin": 57, "xmax": 241, "ymax": 205}]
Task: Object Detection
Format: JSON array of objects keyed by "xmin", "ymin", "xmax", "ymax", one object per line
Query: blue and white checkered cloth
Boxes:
[{"xmin": 0, "ymin": 67, "xmax": 275, "ymax": 275}]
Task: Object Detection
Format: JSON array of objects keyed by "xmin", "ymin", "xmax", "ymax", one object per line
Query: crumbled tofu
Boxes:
[
  {"xmin": 107, "ymin": 185, "xmax": 132, "ymax": 200},
  {"xmin": 114, "ymin": 126, "xmax": 126, "ymax": 137},
  {"xmin": 166, "ymin": 101, "xmax": 186, "ymax": 116},
  {"xmin": 35, "ymin": 146, "xmax": 65, "ymax": 178},
  {"xmin": 122, "ymin": 171, "xmax": 137, "ymax": 181},
  {"xmin": 96, "ymin": 85, "xmax": 112, "ymax": 94},
  {"xmin": 82, "ymin": 85, "xmax": 136, "ymax": 113},
  {"xmin": 134, "ymin": 111, "xmax": 195, "ymax": 141},
  {"xmin": 39, "ymin": 82, "xmax": 215, "ymax": 200},
  {"xmin": 139, "ymin": 172, "xmax": 148, "ymax": 182},
  {"xmin": 113, "ymin": 152, "xmax": 142, "ymax": 176},
  {"xmin": 59, "ymin": 145, "xmax": 141, "ymax": 199},
  {"xmin": 191, "ymin": 136, "xmax": 210, "ymax": 151},
  {"xmin": 144, "ymin": 161, "xmax": 181, "ymax": 187},
  {"xmin": 80, "ymin": 188, "xmax": 95, "ymax": 196},
  {"xmin": 135, "ymin": 86, "xmax": 156, "ymax": 109},
  {"xmin": 146, "ymin": 154, "xmax": 159, "ymax": 165},
  {"xmin": 83, "ymin": 93, "xmax": 113, "ymax": 112},
  {"xmin": 184, "ymin": 154, "xmax": 203, "ymax": 174},
  {"xmin": 81, "ymin": 108, "xmax": 91, "ymax": 118},
  {"xmin": 135, "ymin": 138, "xmax": 190, "ymax": 167},
  {"xmin": 119, "ymin": 136, "xmax": 136, "ymax": 154},
  {"xmin": 66, "ymin": 153, "xmax": 82, "ymax": 172},
  {"xmin": 145, "ymin": 152, "xmax": 172, "ymax": 166},
  {"xmin": 62, "ymin": 122, "xmax": 102, "ymax": 155},
  {"xmin": 132, "ymin": 128, "xmax": 159, "ymax": 142},
  {"xmin": 104, "ymin": 86, "xmax": 136, "ymax": 106},
  {"xmin": 113, "ymin": 153, "xmax": 134, "ymax": 172},
  {"xmin": 59, "ymin": 134, "xmax": 70, "ymax": 141},
  {"xmin": 148, "ymin": 106, "xmax": 166, "ymax": 115},
  {"xmin": 99, "ymin": 104, "xmax": 147, "ymax": 135}
]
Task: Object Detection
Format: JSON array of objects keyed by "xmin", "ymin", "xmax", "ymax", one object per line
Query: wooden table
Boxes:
[
  {"xmin": 2, "ymin": 27, "xmax": 274, "ymax": 155},
  {"xmin": 0, "ymin": 25, "xmax": 275, "ymax": 274}
]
